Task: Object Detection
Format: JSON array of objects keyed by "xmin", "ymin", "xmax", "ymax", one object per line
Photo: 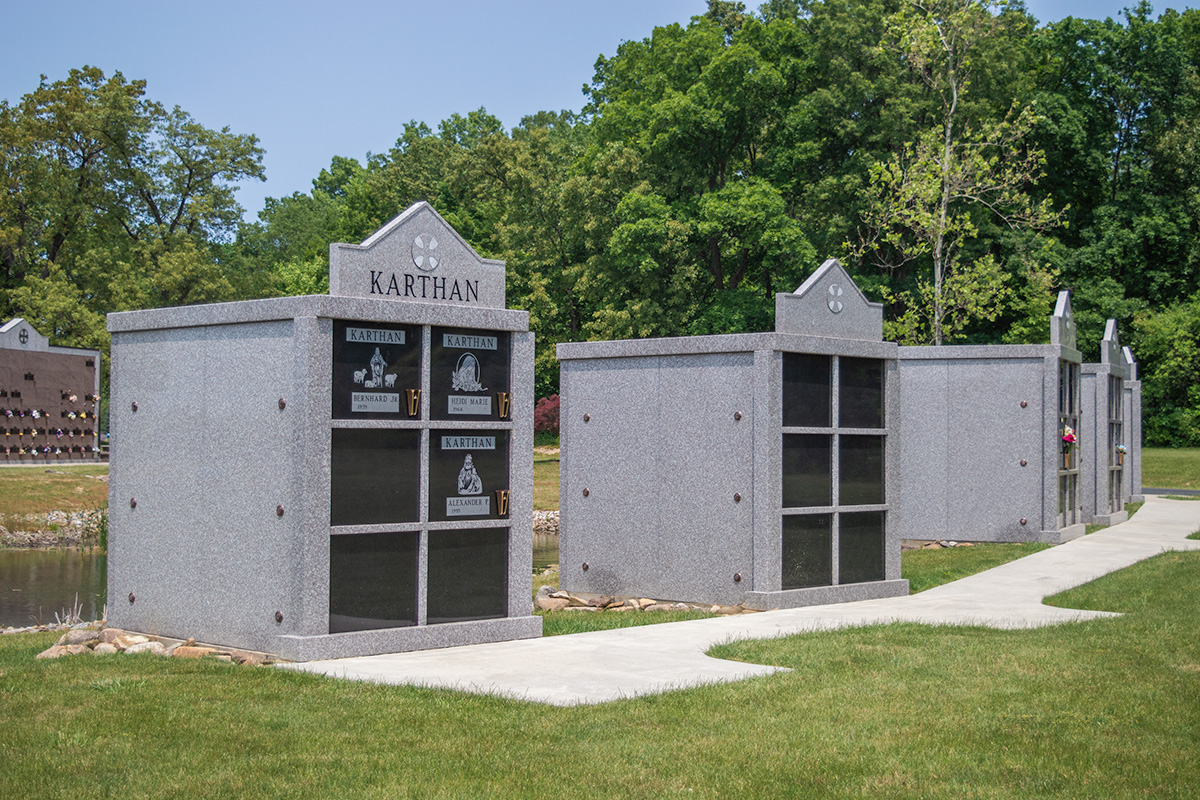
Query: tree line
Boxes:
[{"xmin": 2, "ymin": 1, "xmax": 1198, "ymax": 445}]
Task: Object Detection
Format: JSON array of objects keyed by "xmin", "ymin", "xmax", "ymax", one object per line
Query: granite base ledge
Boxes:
[
  {"xmin": 1091, "ymin": 510, "xmax": 1129, "ymax": 527},
  {"xmin": 274, "ymin": 615, "xmax": 543, "ymax": 662},
  {"xmin": 1053, "ymin": 523, "xmax": 1088, "ymax": 544},
  {"xmin": 744, "ymin": 579, "xmax": 910, "ymax": 611}
]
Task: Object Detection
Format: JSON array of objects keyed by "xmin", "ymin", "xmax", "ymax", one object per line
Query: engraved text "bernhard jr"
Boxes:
[{"xmin": 370, "ymin": 271, "xmax": 479, "ymax": 303}]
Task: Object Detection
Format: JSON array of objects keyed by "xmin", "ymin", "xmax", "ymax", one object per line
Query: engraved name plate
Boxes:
[
  {"xmin": 431, "ymin": 327, "xmax": 510, "ymax": 421},
  {"xmin": 429, "ymin": 429, "xmax": 509, "ymax": 522},
  {"xmin": 332, "ymin": 320, "xmax": 420, "ymax": 420}
]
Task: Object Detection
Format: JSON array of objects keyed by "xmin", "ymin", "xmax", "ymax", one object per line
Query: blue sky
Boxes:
[{"xmin": 1, "ymin": 1, "xmax": 1194, "ymax": 223}]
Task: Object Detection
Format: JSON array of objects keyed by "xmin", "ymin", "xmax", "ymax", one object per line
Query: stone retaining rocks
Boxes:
[
  {"xmin": 0, "ymin": 508, "xmax": 107, "ymax": 548},
  {"xmin": 533, "ymin": 510, "xmax": 559, "ymax": 536},
  {"xmin": 26, "ymin": 623, "xmax": 274, "ymax": 666},
  {"xmin": 533, "ymin": 585, "xmax": 755, "ymax": 616}
]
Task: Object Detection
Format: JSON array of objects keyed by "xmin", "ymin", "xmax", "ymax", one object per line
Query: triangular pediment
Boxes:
[
  {"xmin": 329, "ymin": 202, "xmax": 506, "ymax": 309},
  {"xmin": 0, "ymin": 318, "xmax": 50, "ymax": 352},
  {"xmin": 1102, "ymin": 319, "xmax": 1125, "ymax": 371},
  {"xmin": 1122, "ymin": 345, "xmax": 1138, "ymax": 381},
  {"xmin": 1050, "ymin": 291, "xmax": 1076, "ymax": 350},
  {"xmin": 775, "ymin": 258, "xmax": 882, "ymax": 341}
]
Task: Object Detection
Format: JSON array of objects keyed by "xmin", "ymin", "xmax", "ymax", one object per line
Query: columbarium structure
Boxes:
[
  {"xmin": 557, "ymin": 259, "xmax": 909, "ymax": 609},
  {"xmin": 107, "ymin": 202, "xmax": 539, "ymax": 660},
  {"xmin": 894, "ymin": 291, "xmax": 1086, "ymax": 544},
  {"xmin": 1122, "ymin": 346, "xmax": 1144, "ymax": 505},
  {"xmin": 1081, "ymin": 321, "xmax": 1132, "ymax": 525},
  {"xmin": 0, "ymin": 319, "xmax": 101, "ymax": 462}
]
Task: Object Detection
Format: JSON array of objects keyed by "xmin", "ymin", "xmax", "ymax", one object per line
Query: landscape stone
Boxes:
[
  {"xmin": 112, "ymin": 634, "xmax": 149, "ymax": 650},
  {"xmin": 36, "ymin": 645, "xmax": 67, "ymax": 659},
  {"xmin": 57, "ymin": 629, "xmax": 100, "ymax": 647},
  {"xmin": 172, "ymin": 646, "xmax": 217, "ymax": 659},
  {"xmin": 92, "ymin": 643, "xmax": 119, "ymax": 655},
  {"xmin": 98, "ymin": 629, "xmax": 128, "ymax": 644},
  {"xmin": 535, "ymin": 596, "xmax": 569, "ymax": 612},
  {"xmin": 125, "ymin": 641, "xmax": 167, "ymax": 656}
]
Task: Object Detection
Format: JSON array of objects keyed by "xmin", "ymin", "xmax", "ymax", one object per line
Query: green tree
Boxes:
[
  {"xmin": 855, "ymin": 0, "xmax": 1062, "ymax": 344},
  {"xmin": 1, "ymin": 66, "xmax": 264, "ymax": 325},
  {"xmin": 1133, "ymin": 292, "xmax": 1200, "ymax": 446}
]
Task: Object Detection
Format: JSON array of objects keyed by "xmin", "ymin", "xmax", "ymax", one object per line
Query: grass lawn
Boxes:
[
  {"xmin": 901, "ymin": 542, "xmax": 1052, "ymax": 593},
  {"xmin": 533, "ymin": 451, "xmax": 559, "ymax": 512},
  {"xmin": 0, "ymin": 464, "xmax": 108, "ymax": 518},
  {"xmin": 3, "ymin": 550, "xmax": 1198, "ymax": 798},
  {"xmin": 1142, "ymin": 447, "xmax": 1200, "ymax": 490}
]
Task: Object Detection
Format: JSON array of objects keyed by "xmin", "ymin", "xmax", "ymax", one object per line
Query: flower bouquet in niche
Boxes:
[
  {"xmin": 1116, "ymin": 443, "xmax": 1127, "ymax": 465},
  {"xmin": 1062, "ymin": 426, "xmax": 1077, "ymax": 469}
]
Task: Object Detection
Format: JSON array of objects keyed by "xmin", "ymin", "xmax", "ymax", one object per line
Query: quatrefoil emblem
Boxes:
[
  {"xmin": 827, "ymin": 284, "xmax": 844, "ymax": 314},
  {"xmin": 412, "ymin": 234, "xmax": 440, "ymax": 272}
]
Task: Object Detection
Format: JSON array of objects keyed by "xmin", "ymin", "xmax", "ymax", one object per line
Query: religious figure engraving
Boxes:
[
  {"xmin": 451, "ymin": 352, "xmax": 487, "ymax": 392},
  {"xmin": 457, "ymin": 454, "xmax": 483, "ymax": 495},
  {"xmin": 365, "ymin": 347, "xmax": 387, "ymax": 388}
]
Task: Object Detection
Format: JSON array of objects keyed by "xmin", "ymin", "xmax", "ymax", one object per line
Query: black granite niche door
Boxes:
[
  {"xmin": 429, "ymin": 430, "xmax": 510, "ymax": 522},
  {"xmin": 332, "ymin": 320, "xmax": 421, "ymax": 420},
  {"xmin": 329, "ymin": 531, "xmax": 419, "ymax": 632},
  {"xmin": 427, "ymin": 528, "xmax": 509, "ymax": 623},
  {"xmin": 331, "ymin": 429, "xmax": 420, "ymax": 525},
  {"xmin": 430, "ymin": 327, "xmax": 511, "ymax": 421},
  {"xmin": 782, "ymin": 353, "xmax": 831, "ymax": 428},
  {"xmin": 782, "ymin": 513, "xmax": 833, "ymax": 589}
]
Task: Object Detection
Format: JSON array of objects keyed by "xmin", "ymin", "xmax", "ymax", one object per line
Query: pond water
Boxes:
[
  {"xmin": 1, "ymin": 536, "xmax": 558, "ymax": 629},
  {"xmin": 0, "ymin": 549, "xmax": 107, "ymax": 628},
  {"xmin": 533, "ymin": 533, "xmax": 559, "ymax": 571}
]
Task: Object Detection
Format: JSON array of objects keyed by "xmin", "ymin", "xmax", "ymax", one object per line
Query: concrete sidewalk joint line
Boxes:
[{"xmin": 281, "ymin": 497, "xmax": 1200, "ymax": 706}]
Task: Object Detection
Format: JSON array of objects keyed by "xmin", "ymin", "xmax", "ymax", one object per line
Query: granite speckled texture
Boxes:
[
  {"xmin": 330, "ymin": 202, "xmax": 506, "ymax": 309},
  {"xmin": 558, "ymin": 264, "xmax": 906, "ymax": 609},
  {"xmin": 1123, "ymin": 344, "xmax": 1144, "ymax": 503},
  {"xmin": 107, "ymin": 204, "xmax": 538, "ymax": 661},
  {"xmin": 775, "ymin": 258, "xmax": 884, "ymax": 341},
  {"xmin": 894, "ymin": 293, "xmax": 1090, "ymax": 544},
  {"xmin": 1081, "ymin": 320, "xmax": 1132, "ymax": 526}
]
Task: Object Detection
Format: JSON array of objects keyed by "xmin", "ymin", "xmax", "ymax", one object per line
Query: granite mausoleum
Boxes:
[
  {"xmin": 894, "ymin": 292, "xmax": 1087, "ymax": 544},
  {"xmin": 107, "ymin": 202, "xmax": 539, "ymax": 660},
  {"xmin": 1081, "ymin": 320, "xmax": 1136, "ymax": 525},
  {"xmin": 1121, "ymin": 346, "xmax": 1144, "ymax": 507},
  {"xmin": 557, "ymin": 259, "xmax": 909, "ymax": 609},
  {"xmin": 0, "ymin": 318, "xmax": 101, "ymax": 462}
]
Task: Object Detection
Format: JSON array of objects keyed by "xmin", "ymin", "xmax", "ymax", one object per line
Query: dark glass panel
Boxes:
[
  {"xmin": 427, "ymin": 528, "xmax": 509, "ymax": 623},
  {"xmin": 430, "ymin": 327, "xmax": 511, "ymax": 421},
  {"xmin": 331, "ymin": 429, "xmax": 420, "ymax": 525},
  {"xmin": 782, "ymin": 514, "xmax": 832, "ymax": 589},
  {"xmin": 332, "ymin": 320, "xmax": 421, "ymax": 420},
  {"xmin": 839, "ymin": 435, "xmax": 885, "ymax": 505},
  {"xmin": 329, "ymin": 532, "xmax": 418, "ymax": 632},
  {"xmin": 429, "ymin": 429, "xmax": 510, "ymax": 522},
  {"xmin": 782, "ymin": 353, "xmax": 831, "ymax": 428},
  {"xmin": 839, "ymin": 357, "xmax": 884, "ymax": 428},
  {"xmin": 782, "ymin": 434, "xmax": 831, "ymax": 508},
  {"xmin": 839, "ymin": 511, "xmax": 885, "ymax": 585}
]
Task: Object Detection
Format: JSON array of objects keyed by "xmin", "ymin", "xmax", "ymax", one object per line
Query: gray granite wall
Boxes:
[
  {"xmin": 895, "ymin": 346, "xmax": 1084, "ymax": 544},
  {"xmin": 558, "ymin": 328, "xmax": 907, "ymax": 610},
  {"xmin": 107, "ymin": 205, "xmax": 539, "ymax": 661}
]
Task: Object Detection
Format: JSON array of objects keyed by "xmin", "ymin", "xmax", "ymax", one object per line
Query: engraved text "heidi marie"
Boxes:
[{"xmin": 370, "ymin": 271, "xmax": 479, "ymax": 303}]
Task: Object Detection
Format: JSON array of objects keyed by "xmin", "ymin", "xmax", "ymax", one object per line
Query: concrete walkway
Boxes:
[{"xmin": 283, "ymin": 497, "xmax": 1200, "ymax": 706}]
